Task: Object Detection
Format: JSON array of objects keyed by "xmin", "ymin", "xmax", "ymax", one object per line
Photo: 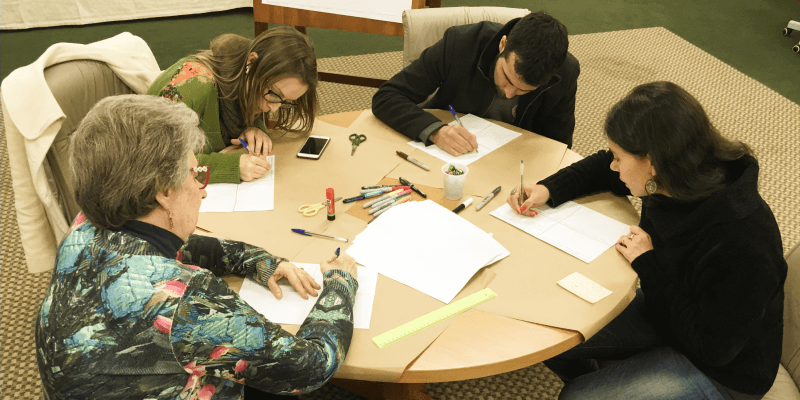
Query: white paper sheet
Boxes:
[
  {"xmin": 407, "ymin": 114, "xmax": 522, "ymax": 165},
  {"xmin": 489, "ymin": 202, "xmax": 631, "ymax": 263},
  {"xmin": 346, "ymin": 200, "xmax": 509, "ymax": 303},
  {"xmin": 199, "ymin": 155, "xmax": 275, "ymax": 213},
  {"xmin": 557, "ymin": 272, "xmax": 613, "ymax": 304},
  {"xmin": 238, "ymin": 263, "xmax": 378, "ymax": 330},
  {"xmin": 261, "ymin": 0, "xmax": 411, "ymax": 23}
]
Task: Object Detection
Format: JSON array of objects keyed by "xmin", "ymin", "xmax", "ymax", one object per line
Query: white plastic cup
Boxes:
[{"xmin": 442, "ymin": 162, "xmax": 469, "ymax": 200}]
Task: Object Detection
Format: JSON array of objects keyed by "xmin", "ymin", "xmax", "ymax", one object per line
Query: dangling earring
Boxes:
[
  {"xmin": 245, "ymin": 64, "xmax": 251, "ymax": 75},
  {"xmin": 168, "ymin": 209, "xmax": 174, "ymax": 230},
  {"xmin": 645, "ymin": 179, "xmax": 658, "ymax": 195}
]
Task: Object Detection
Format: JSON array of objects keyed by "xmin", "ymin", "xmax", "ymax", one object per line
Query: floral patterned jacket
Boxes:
[{"xmin": 36, "ymin": 216, "xmax": 358, "ymax": 400}]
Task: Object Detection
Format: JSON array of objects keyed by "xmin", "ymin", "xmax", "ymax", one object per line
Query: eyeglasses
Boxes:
[
  {"xmin": 191, "ymin": 166, "xmax": 210, "ymax": 189},
  {"xmin": 264, "ymin": 90, "xmax": 299, "ymax": 109}
]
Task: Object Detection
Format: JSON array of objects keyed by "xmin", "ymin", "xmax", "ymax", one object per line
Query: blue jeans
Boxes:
[{"xmin": 544, "ymin": 289, "xmax": 758, "ymax": 400}]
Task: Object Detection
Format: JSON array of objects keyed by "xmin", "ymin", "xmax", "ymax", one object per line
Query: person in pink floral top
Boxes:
[{"xmin": 148, "ymin": 27, "xmax": 319, "ymax": 183}]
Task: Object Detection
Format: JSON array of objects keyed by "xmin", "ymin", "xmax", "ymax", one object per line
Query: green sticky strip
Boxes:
[{"xmin": 372, "ymin": 288, "xmax": 497, "ymax": 348}]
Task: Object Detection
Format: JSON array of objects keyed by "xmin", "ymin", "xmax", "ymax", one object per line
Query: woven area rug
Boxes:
[{"xmin": 3, "ymin": 26, "xmax": 799, "ymax": 400}]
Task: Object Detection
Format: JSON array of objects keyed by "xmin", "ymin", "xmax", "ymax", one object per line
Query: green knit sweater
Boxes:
[{"xmin": 148, "ymin": 58, "xmax": 266, "ymax": 183}]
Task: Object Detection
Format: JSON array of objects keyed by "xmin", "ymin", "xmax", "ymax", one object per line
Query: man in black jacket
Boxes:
[{"xmin": 372, "ymin": 11, "xmax": 579, "ymax": 156}]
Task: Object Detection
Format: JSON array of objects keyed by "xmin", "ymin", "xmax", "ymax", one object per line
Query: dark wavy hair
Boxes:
[
  {"xmin": 501, "ymin": 11, "xmax": 568, "ymax": 88},
  {"xmin": 193, "ymin": 27, "xmax": 318, "ymax": 135},
  {"xmin": 605, "ymin": 81, "xmax": 752, "ymax": 201}
]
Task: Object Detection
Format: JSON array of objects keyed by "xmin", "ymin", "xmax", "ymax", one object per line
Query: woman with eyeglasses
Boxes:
[
  {"xmin": 148, "ymin": 26, "xmax": 318, "ymax": 183},
  {"xmin": 36, "ymin": 95, "xmax": 358, "ymax": 400}
]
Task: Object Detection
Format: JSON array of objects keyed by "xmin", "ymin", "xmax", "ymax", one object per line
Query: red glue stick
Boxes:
[{"xmin": 326, "ymin": 188, "xmax": 335, "ymax": 221}]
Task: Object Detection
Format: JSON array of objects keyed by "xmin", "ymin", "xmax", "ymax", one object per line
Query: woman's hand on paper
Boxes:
[
  {"xmin": 267, "ymin": 261, "xmax": 321, "ymax": 300},
  {"xmin": 239, "ymin": 154, "xmax": 271, "ymax": 181},
  {"xmin": 615, "ymin": 226, "xmax": 653, "ymax": 263},
  {"xmin": 508, "ymin": 184, "xmax": 549, "ymax": 217},
  {"xmin": 431, "ymin": 125, "xmax": 479, "ymax": 156},
  {"xmin": 321, "ymin": 253, "xmax": 358, "ymax": 280}
]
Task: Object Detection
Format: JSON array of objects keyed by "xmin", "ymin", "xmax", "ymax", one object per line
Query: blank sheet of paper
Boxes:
[
  {"xmin": 407, "ymin": 114, "xmax": 522, "ymax": 165},
  {"xmin": 238, "ymin": 263, "xmax": 378, "ymax": 329},
  {"xmin": 489, "ymin": 202, "xmax": 630, "ymax": 263},
  {"xmin": 347, "ymin": 200, "xmax": 509, "ymax": 303},
  {"xmin": 557, "ymin": 272, "xmax": 613, "ymax": 303},
  {"xmin": 199, "ymin": 155, "xmax": 275, "ymax": 213}
]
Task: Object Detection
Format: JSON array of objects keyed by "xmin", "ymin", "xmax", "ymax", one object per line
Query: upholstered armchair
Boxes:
[{"xmin": 401, "ymin": 6, "xmax": 531, "ymax": 68}]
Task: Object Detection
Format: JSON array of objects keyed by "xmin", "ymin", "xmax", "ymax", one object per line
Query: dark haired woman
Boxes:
[
  {"xmin": 148, "ymin": 27, "xmax": 318, "ymax": 183},
  {"xmin": 509, "ymin": 81, "xmax": 786, "ymax": 399}
]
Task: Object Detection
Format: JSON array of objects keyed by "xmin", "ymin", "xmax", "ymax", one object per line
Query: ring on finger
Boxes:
[{"xmin": 628, "ymin": 233, "xmax": 636, "ymax": 240}]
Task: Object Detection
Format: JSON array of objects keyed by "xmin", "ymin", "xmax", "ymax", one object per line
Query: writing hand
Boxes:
[
  {"xmin": 239, "ymin": 154, "xmax": 272, "ymax": 181},
  {"xmin": 508, "ymin": 184, "xmax": 550, "ymax": 217},
  {"xmin": 430, "ymin": 125, "xmax": 479, "ymax": 156}
]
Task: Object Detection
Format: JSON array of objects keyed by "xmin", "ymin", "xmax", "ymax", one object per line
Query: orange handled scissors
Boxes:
[{"xmin": 298, "ymin": 197, "xmax": 342, "ymax": 216}]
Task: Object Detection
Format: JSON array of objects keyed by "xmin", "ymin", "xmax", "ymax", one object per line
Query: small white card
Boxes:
[{"xmin": 557, "ymin": 272, "xmax": 613, "ymax": 304}]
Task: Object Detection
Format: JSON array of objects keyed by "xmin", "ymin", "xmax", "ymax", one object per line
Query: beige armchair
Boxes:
[
  {"xmin": 401, "ymin": 6, "xmax": 531, "ymax": 68},
  {"xmin": 764, "ymin": 241, "xmax": 800, "ymax": 399}
]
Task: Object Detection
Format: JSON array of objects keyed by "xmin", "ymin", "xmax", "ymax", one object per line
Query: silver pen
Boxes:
[{"xmin": 476, "ymin": 186, "xmax": 501, "ymax": 211}]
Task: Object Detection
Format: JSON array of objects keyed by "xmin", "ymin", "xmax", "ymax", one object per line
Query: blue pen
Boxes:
[
  {"xmin": 448, "ymin": 105, "xmax": 464, "ymax": 126},
  {"xmin": 335, "ymin": 247, "xmax": 341, "ymax": 258},
  {"xmin": 240, "ymin": 140, "xmax": 253, "ymax": 155},
  {"xmin": 448, "ymin": 105, "xmax": 477, "ymax": 153}
]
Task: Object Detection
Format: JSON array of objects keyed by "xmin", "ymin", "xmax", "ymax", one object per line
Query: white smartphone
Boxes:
[{"xmin": 296, "ymin": 135, "xmax": 330, "ymax": 159}]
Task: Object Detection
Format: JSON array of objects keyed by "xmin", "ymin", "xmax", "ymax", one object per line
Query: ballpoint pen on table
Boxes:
[
  {"xmin": 448, "ymin": 105, "xmax": 477, "ymax": 153},
  {"xmin": 291, "ymin": 228, "xmax": 348, "ymax": 243},
  {"xmin": 396, "ymin": 151, "xmax": 430, "ymax": 171},
  {"xmin": 399, "ymin": 177, "xmax": 427, "ymax": 198},
  {"xmin": 452, "ymin": 198, "xmax": 473, "ymax": 214},
  {"xmin": 475, "ymin": 186, "xmax": 501, "ymax": 211}
]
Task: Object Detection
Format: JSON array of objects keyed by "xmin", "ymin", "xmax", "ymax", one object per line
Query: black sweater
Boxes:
[
  {"xmin": 540, "ymin": 150, "xmax": 786, "ymax": 395},
  {"xmin": 372, "ymin": 18, "xmax": 580, "ymax": 148}
]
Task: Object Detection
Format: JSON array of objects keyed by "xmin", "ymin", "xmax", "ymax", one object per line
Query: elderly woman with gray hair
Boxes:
[{"xmin": 35, "ymin": 95, "xmax": 359, "ymax": 400}]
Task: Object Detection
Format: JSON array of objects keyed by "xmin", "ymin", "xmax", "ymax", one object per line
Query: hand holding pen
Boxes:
[
  {"xmin": 321, "ymin": 250, "xmax": 358, "ymax": 279},
  {"xmin": 508, "ymin": 184, "xmax": 551, "ymax": 217},
  {"xmin": 427, "ymin": 105, "xmax": 479, "ymax": 156}
]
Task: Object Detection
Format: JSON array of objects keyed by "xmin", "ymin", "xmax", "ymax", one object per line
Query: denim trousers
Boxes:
[{"xmin": 543, "ymin": 289, "xmax": 753, "ymax": 400}]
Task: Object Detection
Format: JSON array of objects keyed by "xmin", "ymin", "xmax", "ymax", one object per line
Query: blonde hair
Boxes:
[
  {"xmin": 70, "ymin": 95, "xmax": 207, "ymax": 229},
  {"xmin": 192, "ymin": 27, "xmax": 318, "ymax": 135}
]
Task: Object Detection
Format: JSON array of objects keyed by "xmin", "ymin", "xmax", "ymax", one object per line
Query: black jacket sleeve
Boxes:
[
  {"xmin": 538, "ymin": 150, "xmax": 631, "ymax": 206},
  {"xmin": 372, "ymin": 28, "xmax": 457, "ymax": 141}
]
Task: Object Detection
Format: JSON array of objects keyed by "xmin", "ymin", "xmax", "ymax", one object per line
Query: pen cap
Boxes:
[{"xmin": 326, "ymin": 188, "xmax": 335, "ymax": 220}]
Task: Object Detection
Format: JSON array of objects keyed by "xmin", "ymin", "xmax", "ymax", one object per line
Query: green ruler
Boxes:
[{"xmin": 372, "ymin": 288, "xmax": 497, "ymax": 348}]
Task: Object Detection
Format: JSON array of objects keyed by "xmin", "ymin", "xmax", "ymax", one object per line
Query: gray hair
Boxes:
[{"xmin": 69, "ymin": 95, "xmax": 207, "ymax": 229}]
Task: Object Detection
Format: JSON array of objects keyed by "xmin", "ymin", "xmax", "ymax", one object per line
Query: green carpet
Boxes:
[{"xmin": 2, "ymin": 1, "xmax": 800, "ymax": 104}]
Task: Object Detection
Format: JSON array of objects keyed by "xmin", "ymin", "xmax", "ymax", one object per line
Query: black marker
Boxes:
[
  {"xmin": 399, "ymin": 177, "xmax": 427, "ymax": 198},
  {"xmin": 452, "ymin": 198, "xmax": 473, "ymax": 214}
]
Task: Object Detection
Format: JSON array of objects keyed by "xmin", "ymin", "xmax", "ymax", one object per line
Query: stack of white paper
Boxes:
[
  {"xmin": 346, "ymin": 200, "xmax": 509, "ymax": 303},
  {"xmin": 490, "ymin": 202, "xmax": 631, "ymax": 263},
  {"xmin": 200, "ymin": 155, "xmax": 275, "ymax": 212},
  {"xmin": 238, "ymin": 263, "xmax": 378, "ymax": 329},
  {"xmin": 407, "ymin": 114, "xmax": 522, "ymax": 165}
]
